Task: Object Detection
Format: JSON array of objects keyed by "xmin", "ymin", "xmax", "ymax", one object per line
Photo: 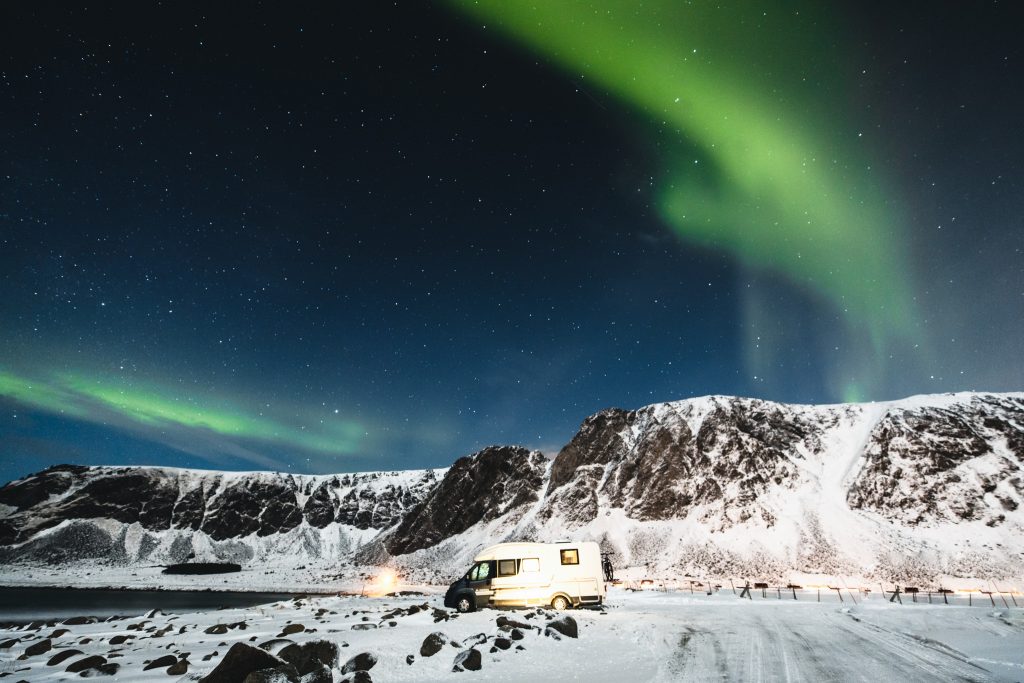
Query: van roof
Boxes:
[{"xmin": 473, "ymin": 541, "xmax": 598, "ymax": 561}]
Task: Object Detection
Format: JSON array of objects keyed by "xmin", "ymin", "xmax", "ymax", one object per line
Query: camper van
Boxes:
[{"xmin": 443, "ymin": 541, "xmax": 606, "ymax": 612}]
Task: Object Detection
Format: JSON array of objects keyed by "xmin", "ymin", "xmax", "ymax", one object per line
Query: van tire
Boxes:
[
  {"xmin": 551, "ymin": 595, "xmax": 570, "ymax": 611},
  {"xmin": 455, "ymin": 595, "xmax": 474, "ymax": 613}
]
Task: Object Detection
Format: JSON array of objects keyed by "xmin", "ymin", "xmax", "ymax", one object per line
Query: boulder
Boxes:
[
  {"xmin": 167, "ymin": 658, "xmax": 189, "ymax": 675},
  {"xmin": 25, "ymin": 638, "xmax": 52, "ymax": 656},
  {"xmin": 495, "ymin": 615, "xmax": 532, "ymax": 630},
  {"xmin": 340, "ymin": 652, "xmax": 377, "ymax": 674},
  {"xmin": 545, "ymin": 615, "xmax": 578, "ymax": 639},
  {"xmin": 243, "ymin": 668, "xmax": 295, "ymax": 683},
  {"xmin": 47, "ymin": 649, "xmax": 83, "ymax": 666},
  {"xmin": 258, "ymin": 639, "xmax": 297, "ymax": 655},
  {"xmin": 278, "ymin": 640, "xmax": 340, "ymax": 675},
  {"xmin": 462, "ymin": 633, "xmax": 487, "ymax": 647},
  {"xmin": 66, "ymin": 655, "xmax": 114, "ymax": 675},
  {"xmin": 452, "ymin": 648, "xmax": 482, "ymax": 672},
  {"xmin": 419, "ymin": 632, "xmax": 448, "ymax": 658},
  {"xmin": 492, "ymin": 637, "xmax": 512, "ymax": 650},
  {"xmin": 298, "ymin": 663, "xmax": 332, "ymax": 683},
  {"xmin": 143, "ymin": 654, "xmax": 178, "ymax": 670},
  {"xmin": 199, "ymin": 642, "xmax": 297, "ymax": 683}
]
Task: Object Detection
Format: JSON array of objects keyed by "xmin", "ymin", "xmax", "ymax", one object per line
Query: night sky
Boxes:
[{"xmin": 2, "ymin": 1, "xmax": 1022, "ymax": 484}]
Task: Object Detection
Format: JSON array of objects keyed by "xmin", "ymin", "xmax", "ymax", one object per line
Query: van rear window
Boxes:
[
  {"xmin": 560, "ymin": 549, "xmax": 579, "ymax": 565},
  {"xmin": 498, "ymin": 559, "xmax": 517, "ymax": 576}
]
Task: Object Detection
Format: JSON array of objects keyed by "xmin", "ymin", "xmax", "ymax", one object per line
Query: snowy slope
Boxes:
[
  {"xmin": 383, "ymin": 393, "xmax": 1024, "ymax": 586},
  {"xmin": 0, "ymin": 465, "xmax": 444, "ymax": 577},
  {"xmin": 1, "ymin": 392, "xmax": 1022, "ymax": 588}
]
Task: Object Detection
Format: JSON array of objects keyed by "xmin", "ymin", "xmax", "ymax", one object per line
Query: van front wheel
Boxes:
[
  {"xmin": 455, "ymin": 595, "xmax": 474, "ymax": 613},
  {"xmin": 551, "ymin": 595, "xmax": 570, "ymax": 611}
]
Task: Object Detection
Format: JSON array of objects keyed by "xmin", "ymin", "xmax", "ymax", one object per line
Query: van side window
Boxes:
[
  {"xmin": 560, "ymin": 549, "xmax": 579, "ymax": 565},
  {"xmin": 498, "ymin": 559, "xmax": 517, "ymax": 576},
  {"xmin": 521, "ymin": 557, "xmax": 540, "ymax": 572}
]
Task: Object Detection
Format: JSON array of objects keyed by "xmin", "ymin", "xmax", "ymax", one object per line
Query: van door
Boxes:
[{"xmin": 467, "ymin": 560, "xmax": 495, "ymax": 609}]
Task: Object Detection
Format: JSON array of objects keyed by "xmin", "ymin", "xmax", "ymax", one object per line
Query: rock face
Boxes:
[
  {"xmin": 0, "ymin": 466, "xmax": 442, "ymax": 564},
  {"xmin": 1, "ymin": 392, "xmax": 1022, "ymax": 582},
  {"xmin": 382, "ymin": 446, "xmax": 547, "ymax": 556},
  {"xmin": 540, "ymin": 397, "xmax": 835, "ymax": 529},
  {"xmin": 847, "ymin": 395, "xmax": 1024, "ymax": 525}
]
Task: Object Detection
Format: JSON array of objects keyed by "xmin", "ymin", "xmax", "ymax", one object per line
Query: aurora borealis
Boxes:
[
  {"xmin": 449, "ymin": 0, "xmax": 917, "ymax": 386},
  {"xmin": 1, "ymin": 1, "xmax": 1022, "ymax": 484}
]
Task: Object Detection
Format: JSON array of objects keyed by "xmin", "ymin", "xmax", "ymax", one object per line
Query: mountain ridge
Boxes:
[{"xmin": 2, "ymin": 391, "xmax": 1022, "ymax": 586}]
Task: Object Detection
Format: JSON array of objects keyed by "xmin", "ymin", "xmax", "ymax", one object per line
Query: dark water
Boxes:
[{"xmin": 0, "ymin": 587, "xmax": 299, "ymax": 624}]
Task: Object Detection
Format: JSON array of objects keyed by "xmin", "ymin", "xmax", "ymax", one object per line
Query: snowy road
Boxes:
[
  {"xmin": 1, "ymin": 587, "xmax": 1021, "ymax": 681},
  {"xmin": 661, "ymin": 606, "xmax": 991, "ymax": 681},
  {"xmin": 610, "ymin": 592, "xmax": 1022, "ymax": 682}
]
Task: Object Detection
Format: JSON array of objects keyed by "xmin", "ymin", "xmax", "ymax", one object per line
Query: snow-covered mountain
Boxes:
[
  {"xmin": 1, "ymin": 392, "xmax": 1022, "ymax": 586},
  {"xmin": 0, "ymin": 465, "xmax": 442, "ymax": 568},
  {"xmin": 375, "ymin": 392, "xmax": 1024, "ymax": 585}
]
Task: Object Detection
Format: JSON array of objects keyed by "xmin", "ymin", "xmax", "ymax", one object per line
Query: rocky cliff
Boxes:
[
  {"xmin": 2, "ymin": 392, "xmax": 1022, "ymax": 585},
  {"xmin": 0, "ymin": 465, "xmax": 441, "ymax": 567}
]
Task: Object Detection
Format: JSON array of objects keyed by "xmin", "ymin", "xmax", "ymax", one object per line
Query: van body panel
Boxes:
[{"xmin": 443, "ymin": 542, "xmax": 605, "ymax": 610}]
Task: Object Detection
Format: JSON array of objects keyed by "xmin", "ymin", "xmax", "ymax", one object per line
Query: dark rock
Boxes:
[
  {"xmin": 431, "ymin": 608, "xmax": 450, "ymax": 623},
  {"xmin": 199, "ymin": 642, "xmax": 296, "ymax": 683},
  {"xmin": 24, "ymin": 639, "xmax": 52, "ymax": 657},
  {"xmin": 167, "ymin": 658, "xmax": 189, "ymax": 675},
  {"xmin": 510, "ymin": 628, "xmax": 524, "ymax": 640},
  {"xmin": 405, "ymin": 654, "xmax": 415, "ymax": 665},
  {"xmin": 452, "ymin": 648, "xmax": 482, "ymax": 672},
  {"xmin": 496, "ymin": 615, "xmax": 532, "ymax": 630},
  {"xmin": 382, "ymin": 446, "xmax": 547, "ymax": 555},
  {"xmin": 340, "ymin": 652, "xmax": 377, "ymax": 674},
  {"xmin": 108, "ymin": 634, "xmax": 133, "ymax": 645},
  {"xmin": 65, "ymin": 655, "xmax": 108, "ymax": 672},
  {"xmin": 0, "ymin": 638, "xmax": 19, "ymax": 649},
  {"xmin": 0, "ymin": 465, "xmax": 87, "ymax": 510},
  {"xmin": 349, "ymin": 623, "xmax": 376, "ymax": 631},
  {"xmin": 297, "ymin": 663, "xmax": 331, "ymax": 683},
  {"xmin": 546, "ymin": 615, "xmax": 578, "ymax": 639},
  {"xmin": 493, "ymin": 637, "xmax": 512, "ymax": 650},
  {"xmin": 419, "ymin": 632, "xmax": 448, "ymax": 658},
  {"xmin": 242, "ymin": 667, "xmax": 295, "ymax": 683},
  {"xmin": 258, "ymin": 639, "xmax": 296, "ymax": 655},
  {"xmin": 278, "ymin": 624, "xmax": 305, "ymax": 636},
  {"xmin": 144, "ymin": 654, "xmax": 177, "ymax": 670},
  {"xmin": 344, "ymin": 672, "xmax": 373, "ymax": 683},
  {"xmin": 46, "ymin": 649, "xmax": 82, "ymax": 666},
  {"xmin": 278, "ymin": 640, "xmax": 339, "ymax": 675},
  {"xmin": 462, "ymin": 633, "xmax": 487, "ymax": 646},
  {"xmin": 205, "ymin": 624, "xmax": 230, "ymax": 635},
  {"xmin": 48, "ymin": 628, "xmax": 69, "ymax": 639}
]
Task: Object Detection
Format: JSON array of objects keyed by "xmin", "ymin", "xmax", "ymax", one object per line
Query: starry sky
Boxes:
[{"xmin": 1, "ymin": 1, "xmax": 1022, "ymax": 485}]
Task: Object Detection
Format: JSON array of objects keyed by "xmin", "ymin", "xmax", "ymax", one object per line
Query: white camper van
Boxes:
[{"xmin": 443, "ymin": 541, "xmax": 606, "ymax": 612}]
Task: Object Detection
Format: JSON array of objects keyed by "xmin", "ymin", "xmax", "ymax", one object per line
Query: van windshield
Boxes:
[{"xmin": 467, "ymin": 561, "xmax": 491, "ymax": 582}]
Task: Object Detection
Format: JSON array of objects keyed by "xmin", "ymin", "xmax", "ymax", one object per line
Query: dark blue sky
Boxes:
[{"xmin": 1, "ymin": 1, "xmax": 1021, "ymax": 485}]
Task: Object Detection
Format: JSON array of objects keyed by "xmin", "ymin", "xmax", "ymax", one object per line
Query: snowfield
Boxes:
[{"xmin": 1, "ymin": 588, "xmax": 1022, "ymax": 682}]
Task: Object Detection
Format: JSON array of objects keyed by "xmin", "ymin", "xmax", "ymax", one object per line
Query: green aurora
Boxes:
[
  {"xmin": 449, "ymin": 0, "xmax": 918, "ymax": 399},
  {"xmin": 0, "ymin": 369, "xmax": 366, "ymax": 459}
]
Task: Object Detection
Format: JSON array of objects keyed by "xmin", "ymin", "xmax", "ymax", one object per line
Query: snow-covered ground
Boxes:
[{"xmin": 1, "ymin": 587, "xmax": 1021, "ymax": 682}]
